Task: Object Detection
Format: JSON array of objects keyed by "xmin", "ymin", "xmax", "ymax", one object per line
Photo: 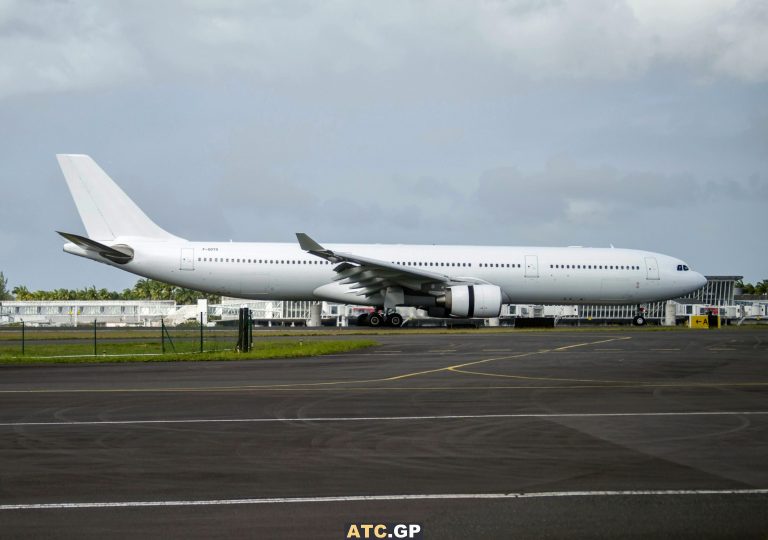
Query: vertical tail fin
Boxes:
[{"xmin": 56, "ymin": 154, "xmax": 181, "ymax": 241}]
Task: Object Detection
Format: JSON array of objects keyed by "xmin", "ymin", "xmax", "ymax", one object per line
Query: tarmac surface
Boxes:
[{"xmin": 0, "ymin": 328, "xmax": 767, "ymax": 539}]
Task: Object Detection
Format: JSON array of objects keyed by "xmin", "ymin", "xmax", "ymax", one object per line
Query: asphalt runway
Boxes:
[{"xmin": 1, "ymin": 328, "xmax": 767, "ymax": 539}]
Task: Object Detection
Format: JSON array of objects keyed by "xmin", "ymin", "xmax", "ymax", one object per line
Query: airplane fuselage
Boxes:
[{"xmin": 64, "ymin": 239, "xmax": 705, "ymax": 306}]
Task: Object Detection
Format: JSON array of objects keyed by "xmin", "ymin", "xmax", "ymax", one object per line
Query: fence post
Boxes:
[
  {"xmin": 93, "ymin": 319, "xmax": 97, "ymax": 357},
  {"xmin": 199, "ymin": 312, "xmax": 204, "ymax": 353},
  {"xmin": 236, "ymin": 307, "xmax": 251, "ymax": 352},
  {"xmin": 21, "ymin": 320, "xmax": 25, "ymax": 356},
  {"xmin": 161, "ymin": 318, "xmax": 165, "ymax": 354},
  {"xmin": 248, "ymin": 309, "xmax": 253, "ymax": 351},
  {"xmin": 237, "ymin": 308, "xmax": 242, "ymax": 352},
  {"xmin": 162, "ymin": 320, "xmax": 176, "ymax": 353}
]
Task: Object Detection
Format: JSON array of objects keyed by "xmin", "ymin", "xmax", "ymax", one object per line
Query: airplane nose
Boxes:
[{"xmin": 694, "ymin": 272, "xmax": 707, "ymax": 289}]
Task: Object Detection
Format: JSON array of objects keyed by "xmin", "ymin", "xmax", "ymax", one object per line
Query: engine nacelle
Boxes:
[{"xmin": 440, "ymin": 284, "xmax": 502, "ymax": 318}]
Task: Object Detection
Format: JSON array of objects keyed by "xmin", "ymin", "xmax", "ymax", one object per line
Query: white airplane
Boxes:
[{"xmin": 56, "ymin": 154, "xmax": 707, "ymax": 327}]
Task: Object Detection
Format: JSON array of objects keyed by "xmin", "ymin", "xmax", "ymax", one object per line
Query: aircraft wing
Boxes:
[{"xmin": 296, "ymin": 233, "xmax": 484, "ymax": 299}]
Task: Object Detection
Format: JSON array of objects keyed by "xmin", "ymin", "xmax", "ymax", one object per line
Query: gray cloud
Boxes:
[
  {"xmin": 2, "ymin": 0, "xmax": 768, "ymax": 102},
  {"xmin": 470, "ymin": 162, "xmax": 767, "ymax": 226}
]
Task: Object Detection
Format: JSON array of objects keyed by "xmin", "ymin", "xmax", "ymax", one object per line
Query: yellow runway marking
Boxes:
[
  {"xmin": 0, "ymin": 336, "xmax": 631, "ymax": 394},
  {"xmin": 555, "ymin": 338, "xmax": 630, "ymax": 350},
  {"xmin": 450, "ymin": 368, "xmax": 653, "ymax": 386},
  {"xmin": 0, "ymin": 336, "xmax": 645, "ymax": 395}
]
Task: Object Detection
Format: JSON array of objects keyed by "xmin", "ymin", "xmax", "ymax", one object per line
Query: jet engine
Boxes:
[{"xmin": 438, "ymin": 284, "xmax": 502, "ymax": 318}]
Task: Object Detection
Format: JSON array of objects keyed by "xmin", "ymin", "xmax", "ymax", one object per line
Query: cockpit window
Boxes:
[{"xmin": 677, "ymin": 264, "xmax": 690, "ymax": 271}]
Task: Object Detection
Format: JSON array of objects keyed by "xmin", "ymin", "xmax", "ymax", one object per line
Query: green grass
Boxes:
[
  {"xmin": 0, "ymin": 329, "xmax": 236, "ymax": 342},
  {"xmin": 0, "ymin": 339, "xmax": 377, "ymax": 364},
  {"xmin": 1, "ymin": 323, "xmax": 765, "ymax": 343}
]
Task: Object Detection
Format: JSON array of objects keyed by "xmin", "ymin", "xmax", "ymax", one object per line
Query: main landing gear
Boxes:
[
  {"xmin": 632, "ymin": 305, "xmax": 647, "ymax": 326},
  {"xmin": 357, "ymin": 310, "xmax": 403, "ymax": 327}
]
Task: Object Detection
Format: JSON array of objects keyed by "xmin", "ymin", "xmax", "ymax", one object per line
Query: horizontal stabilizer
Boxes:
[{"xmin": 57, "ymin": 231, "xmax": 134, "ymax": 264}]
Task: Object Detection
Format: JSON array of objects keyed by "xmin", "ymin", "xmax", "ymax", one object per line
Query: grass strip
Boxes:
[
  {"xmin": 1, "ymin": 324, "xmax": 765, "ymax": 343},
  {"xmin": 0, "ymin": 340, "xmax": 377, "ymax": 364}
]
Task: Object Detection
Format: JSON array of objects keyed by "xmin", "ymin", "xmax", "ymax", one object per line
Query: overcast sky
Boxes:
[{"xmin": 1, "ymin": 0, "xmax": 766, "ymax": 291}]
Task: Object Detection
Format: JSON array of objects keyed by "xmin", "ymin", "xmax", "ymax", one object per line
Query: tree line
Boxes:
[
  {"xmin": 0, "ymin": 272, "xmax": 220, "ymax": 304},
  {"xmin": 735, "ymin": 280, "xmax": 768, "ymax": 296}
]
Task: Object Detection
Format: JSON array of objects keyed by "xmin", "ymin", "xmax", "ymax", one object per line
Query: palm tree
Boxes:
[
  {"xmin": 0, "ymin": 272, "xmax": 10, "ymax": 300},
  {"xmin": 12, "ymin": 285, "xmax": 31, "ymax": 300}
]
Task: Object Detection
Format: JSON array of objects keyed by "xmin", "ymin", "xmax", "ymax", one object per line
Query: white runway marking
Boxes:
[
  {"xmin": 1, "ymin": 411, "xmax": 766, "ymax": 428},
  {"xmin": 2, "ymin": 489, "xmax": 766, "ymax": 511}
]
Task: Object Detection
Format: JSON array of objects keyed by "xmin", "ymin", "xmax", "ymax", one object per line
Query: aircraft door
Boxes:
[
  {"xmin": 180, "ymin": 248, "xmax": 195, "ymax": 271},
  {"xmin": 525, "ymin": 255, "xmax": 539, "ymax": 278},
  {"xmin": 644, "ymin": 257, "xmax": 659, "ymax": 280}
]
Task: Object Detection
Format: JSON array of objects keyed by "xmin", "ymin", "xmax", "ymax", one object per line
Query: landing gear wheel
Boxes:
[
  {"xmin": 386, "ymin": 313, "xmax": 403, "ymax": 327},
  {"xmin": 368, "ymin": 313, "xmax": 383, "ymax": 327},
  {"xmin": 633, "ymin": 315, "xmax": 646, "ymax": 326}
]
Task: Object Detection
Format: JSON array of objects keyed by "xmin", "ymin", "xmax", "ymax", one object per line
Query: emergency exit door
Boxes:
[
  {"xmin": 525, "ymin": 255, "xmax": 539, "ymax": 278},
  {"xmin": 644, "ymin": 257, "xmax": 659, "ymax": 280},
  {"xmin": 180, "ymin": 248, "xmax": 195, "ymax": 271}
]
